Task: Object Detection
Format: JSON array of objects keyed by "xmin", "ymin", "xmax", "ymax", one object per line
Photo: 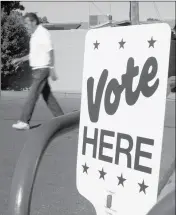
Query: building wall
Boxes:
[
  {"xmin": 2, "ymin": 29, "xmax": 175, "ymax": 93},
  {"xmin": 89, "ymin": 15, "xmax": 109, "ymax": 27},
  {"xmin": 49, "ymin": 33, "xmax": 175, "ymax": 93},
  {"xmin": 49, "ymin": 29, "xmax": 88, "ymax": 93},
  {"xmin": 1, "ymin": 29, "xmax": 88, "ymax": 93}
]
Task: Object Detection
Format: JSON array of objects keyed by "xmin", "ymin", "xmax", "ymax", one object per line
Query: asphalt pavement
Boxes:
[{"xmin": 0, "ymin": 91, "xmax": 175, "ymax": 215}]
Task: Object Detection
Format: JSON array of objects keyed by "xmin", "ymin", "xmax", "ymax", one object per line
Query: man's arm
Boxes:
[
  {"xmin": 48, "ymin": 50, "xmax": 54, "ymax": 67},
  {"xmin": 48, "ymin": 49, "xmax": 58, "ymax": 81},
  {"xmin": 12, "ymin": 55, "xmax": 29, "ymax": 65},
  {"xmin": 43, "ymin": 30, "xmax": 58, "ymax": 81},
  {"xmin": 21, "ymin": 55, "xmax": 29, "ymax": 62}
]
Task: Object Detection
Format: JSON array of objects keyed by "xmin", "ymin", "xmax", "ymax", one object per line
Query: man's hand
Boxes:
[
  {"xmin": 11, "ymin": 58, "xmax": 22, "ymax": 66},
  {"xmin": 50, "ymin": 67, "xmax": 58, "ymax": 81},
  {"xmin": 11, "ymin": 55, "xmax": 29, "ymax": 66}
]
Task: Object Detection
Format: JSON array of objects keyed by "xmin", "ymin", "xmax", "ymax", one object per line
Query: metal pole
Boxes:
[{"xmin": 130, "ymin": 1, "xmax": 139, "ymax": 25}]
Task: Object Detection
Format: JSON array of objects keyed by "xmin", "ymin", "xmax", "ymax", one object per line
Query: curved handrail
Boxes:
[{"xmin": 8, "ymin": 111, "xmax": 80, "ymax": 215}]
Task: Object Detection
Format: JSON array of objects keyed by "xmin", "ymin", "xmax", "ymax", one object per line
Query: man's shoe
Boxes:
[{"xmin": 12, "ymin": 121, "xmax": 30, "ymax": 130}]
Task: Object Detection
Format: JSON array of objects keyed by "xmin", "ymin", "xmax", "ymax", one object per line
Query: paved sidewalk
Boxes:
[
  {"xmin": 0, "ymin": 91, "xmax": 175, "ymax": 215},
  {"xmin": 0, "ymin": 92, "xmax": 82, "ymax": 215}
]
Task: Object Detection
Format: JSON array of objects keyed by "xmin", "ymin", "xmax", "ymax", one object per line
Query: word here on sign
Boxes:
[{"xmin": 77, "ymin": 23, "xmax": 171, "ymax": 215}]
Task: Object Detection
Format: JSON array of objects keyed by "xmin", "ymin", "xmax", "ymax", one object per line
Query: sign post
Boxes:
[{"xmin": 77, "ymin": 23, "xmax": 171, "ymax": 215}]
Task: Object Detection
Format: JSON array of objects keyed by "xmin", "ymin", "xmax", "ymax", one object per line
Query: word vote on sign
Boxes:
[{"xmin": 77, "ymin": 24, "xmax": 171, "ymax": 215}]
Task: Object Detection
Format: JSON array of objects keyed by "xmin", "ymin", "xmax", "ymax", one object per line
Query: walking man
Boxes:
[{"xmin": 12, "ymin": 13, "xmax": 64, "ymax": 130}]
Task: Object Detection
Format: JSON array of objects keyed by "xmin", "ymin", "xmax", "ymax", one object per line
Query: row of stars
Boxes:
[
  {"xmin": 93, "ymin": 37, "xmax": 157, "ymax": 49},
  {"xmin": 82, "ymin": 163, "xmax": 148, "ymax": 194}
]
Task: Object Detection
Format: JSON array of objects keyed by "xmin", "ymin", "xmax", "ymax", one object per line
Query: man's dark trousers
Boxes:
[{"xmin": 20, "ymin": 68, "xmax": 64, "ymax": 124}]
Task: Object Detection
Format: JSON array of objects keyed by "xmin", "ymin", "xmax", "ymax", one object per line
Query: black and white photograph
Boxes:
[{"xmin": 0, "ymin": 1, "xmax": 175, "ymax": 215}]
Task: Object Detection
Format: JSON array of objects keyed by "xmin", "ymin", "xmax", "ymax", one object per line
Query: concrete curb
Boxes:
[
  {"xmin": 1, "ymin": 90, "xmax": 174, "ymax": 99},
  {"xmin": 0, "ymin": 90, "xmax": 81, "ymax": 100}
]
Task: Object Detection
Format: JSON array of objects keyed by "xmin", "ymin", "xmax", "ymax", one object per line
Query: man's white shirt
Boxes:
[{"xmin": 29, "ymin": 24, "xmax": 53, "ymax": 69}]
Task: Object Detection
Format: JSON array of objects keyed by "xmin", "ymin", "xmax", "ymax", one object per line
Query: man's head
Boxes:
[{"xmin": 23, "ymin": 13, "xmax": 40, "ymax": 34}]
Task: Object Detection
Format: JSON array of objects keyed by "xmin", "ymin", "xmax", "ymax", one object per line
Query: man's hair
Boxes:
[{"xmin": 24, "ymin": 13, "xmax": 40, "ymax": 25}]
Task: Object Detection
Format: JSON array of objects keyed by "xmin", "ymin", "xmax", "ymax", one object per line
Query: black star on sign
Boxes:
[
  {"xmin": 148, "ymin": 37, "xmax": 156, "ymax": 48},
  {"xmin": 94, "ymin": 40, "xmax": 100, "ymax": 49},
  {"xmin": 82, "ymin": 163, "xmax": 89, "ymax": 174},
  {"xmin": 99, "ymin": 168, "xmax": 107, "ymax": 180},
  {"xmin": 138, "ymin": 180, "xmax": 148, "ymax": 194},
  {"xmin": 119, "ymin": 38, "xmax": 126, "ymax": 49},
  {"xmin": 117, "ymin": 174, "xmax": 126, "ymax": 187}
]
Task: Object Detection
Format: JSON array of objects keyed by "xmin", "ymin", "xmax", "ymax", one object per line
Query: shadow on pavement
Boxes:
[{"xmin": 30, "ymin": 124, "xmax": 42, "ymax": 130}]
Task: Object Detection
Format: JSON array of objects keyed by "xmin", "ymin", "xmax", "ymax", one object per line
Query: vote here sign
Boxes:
[{"xmin": 77, "ymin": 23, "xmax": 171, "ymax": 215}]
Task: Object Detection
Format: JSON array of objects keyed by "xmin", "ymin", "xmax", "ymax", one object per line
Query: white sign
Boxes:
[{"xmin": 77, "ymin": 23, "xmax": 171, "ymax": 215}]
